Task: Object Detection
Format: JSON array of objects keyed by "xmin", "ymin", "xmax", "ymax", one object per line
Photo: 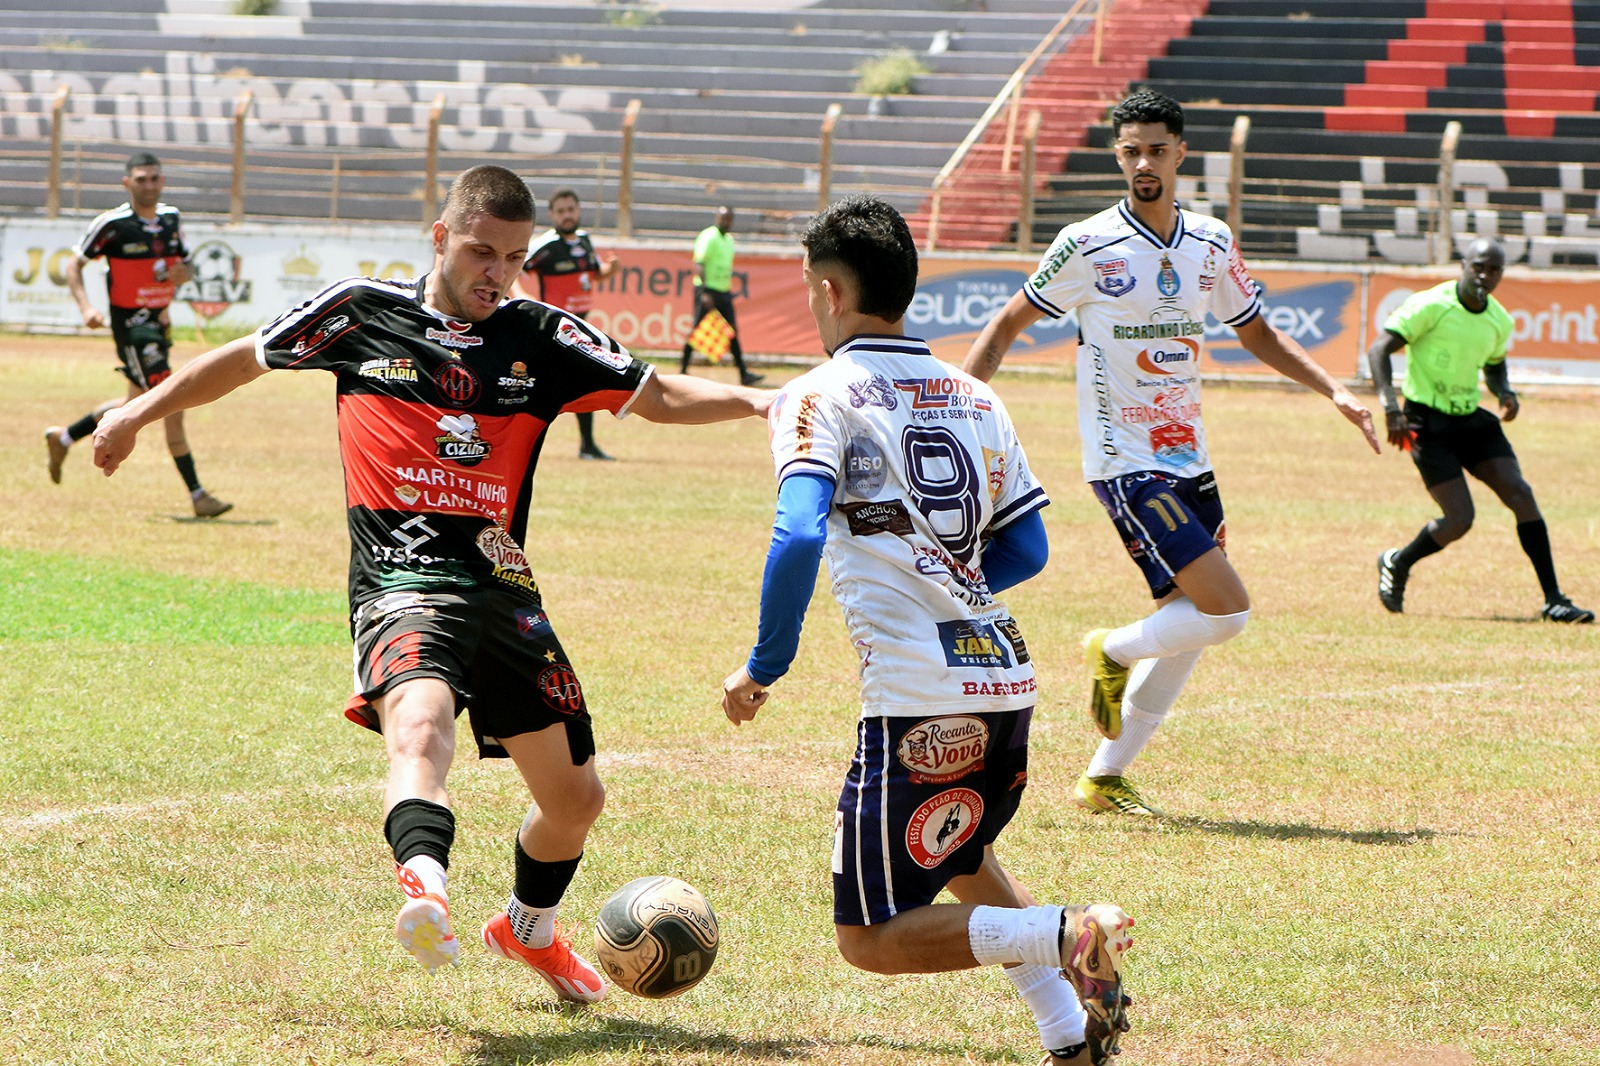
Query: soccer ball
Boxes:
[{"xmin": 593, "ymin": 875, "xmax": 719, "ymax": 999}]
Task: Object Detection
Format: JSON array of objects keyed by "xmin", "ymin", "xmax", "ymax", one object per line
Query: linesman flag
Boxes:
[{"xmin": 687, "ymin": 308, "xmax": 735, "ymax": 364}]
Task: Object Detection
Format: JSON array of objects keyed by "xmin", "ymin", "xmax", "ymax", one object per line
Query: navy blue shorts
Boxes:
[
  {"xmin": 1091, "ymin": 470, "xmax": 1226, "ymax": 599},
  {"xmin": 833, "ymin": 709, "xmax": 1032, "ymax": 927}
]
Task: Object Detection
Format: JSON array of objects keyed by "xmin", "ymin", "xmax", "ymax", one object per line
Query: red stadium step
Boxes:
[
  {"xmin": 1325, "ymin": 106, "xmax": 1409, "ymax": 133},
  {"xmin": 1363, "ymin": 60, "xmax": 1451, "ymax": 86},
  {"xmin": 1345, "ymin": 84, "xmax": 1430, "ymax": 107},
  {"xmin": 1503, "ymin": 63, "xmax": 1600, "ymax": 90},
  {"xmin": 1404, "ymin": 18, "xmax": 1486, "ymax": 42},
  {"xmin": 1388, "ymin": 39, "xmax": 1469, "ymax": 63}
]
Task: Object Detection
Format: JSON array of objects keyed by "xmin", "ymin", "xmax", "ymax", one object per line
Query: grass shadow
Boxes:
[
  {"xmin": 1158, "ymin": 815, "xmax": 1441, "ymax": 846},
  {"xmin": 469, "ymin": 1014, "xmax": 1018, "ymax": 1064},
  {"xmin": 153, "ymin": 513, "xmax": 279, "ymax": 526}
]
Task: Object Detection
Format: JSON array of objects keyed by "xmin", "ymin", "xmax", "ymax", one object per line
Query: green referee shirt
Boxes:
[
  {"xmin": 693, "ymin": 225, "xmax": 735, "ymax": 293},
  {"xmin": 1385, "ymin": 279, "xmax": 1512, "ymax": 416}
]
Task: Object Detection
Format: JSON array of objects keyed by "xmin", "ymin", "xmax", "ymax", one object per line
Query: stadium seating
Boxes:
[
  {"xmin": 0, "ymin": 0, "xmax": 1080, "ymax": 237},
  {"xmin": 1034, "ymin": 0, "xmax": 1600, "ymax": 265}
]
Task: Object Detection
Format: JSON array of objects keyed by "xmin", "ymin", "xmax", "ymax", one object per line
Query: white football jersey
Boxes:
[
  {"xmin": 769, "ymin": 335, "xmax": 1048, "ymax": 718},
  {"xmin": 1024, "ymin": 201, "xmax": 1262, "ymax": 482}
]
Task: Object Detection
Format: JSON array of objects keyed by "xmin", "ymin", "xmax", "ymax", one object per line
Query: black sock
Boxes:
[
  {"xmin": 513, "ymin": 838, "xmax": 581, "ymax": 908},
  {"xmin": 173, "ymin": 452, "xmax": 201, "ymax": 493},
  {"xmin": 1394, "ymin": 525, "xmax": 1444, "ymax": 570},
  {"xmin": 1516, "ymin": 519, "xmax": 1562, "ymax": 600},
  {"xmin": 384, "ymin": 798, "xmax": 456, "ymax": 868},
  {"xmin": 66, "ymin": 414, "xmax": 99, "ymax": 442},
  {"xmin": 576, "ymin": 411, "xmax": 598, "ymax": 450},
  {"xmin": 679, "ymin": 344, "xmax": 693, "ymax": 373}
]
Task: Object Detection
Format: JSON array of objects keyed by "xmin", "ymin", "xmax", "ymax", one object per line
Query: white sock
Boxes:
[
  {"xmin": 397, "ymin": 855, "xmax": 447, "ymax": 901},
  {"xmin": 1104, "ymin": 597, "xmax": 1248, "ymax": 663},
  {"xmin": 1086, "ymin": 649, "xmax": 1201, "ymax": 777},
  {"xmin": 968, "ymin": 904, "xmax": 1065, "ymax": 968},
  {"xmin": 1087, "ymin": 704, "xmax": 1164, "ymax": 778},
  {"xmin": 506, "ymin": 896, "xmax": 558, "ymax": 948},
  {"xmin": 1007, "ymin": 961, "xmax": 1087, "ymax": 1051},
  {"xmin": 58, "ymin": 429, "xmax": 73, "ymax": 448}
]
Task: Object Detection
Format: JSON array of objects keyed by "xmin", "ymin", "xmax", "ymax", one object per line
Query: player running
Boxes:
[
  {"xmin": 722, "ymin": 195, "xmax": 1133, "ymax": 1066},
  {"xmin": 45, "ymin": 151, "xmax": 231, "ymax": 517},
  {"xmin": 1368, "ymin": 238, "xmax": 1593, "ymax": 623},
  {"xmin": 963, "ymin": 91, "xmax": 1379, "ymax": 816},
  {"xmin": 93, "ymin": 165, "xmax": 771, "ymax": 1000}
]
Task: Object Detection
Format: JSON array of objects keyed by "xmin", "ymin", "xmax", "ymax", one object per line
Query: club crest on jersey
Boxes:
[
  {"xmin": 433, "ymin": 362, "xmax": 481, "ymax": 408},
  {"xmin": 435, "ymin": 413, "xmax": 491, "ymax": 467},
  {"xmin": 1157, "ymin": 253, "xmax": 1181, "ymax": 298},
  {"xmin": 425, "ymin": 319, "xmax": 484, "ymax": 350},
  {"xmin": 847, "ymin": 373, "xmax": 899, "ymax": 410},
  {"xmin": 897, "ymin": 715, "xmax": 989, "ymax": 785},
  {"xmin": 554, "ymin": 318, "xmax": 630, "ymax": 370},
  {"xmin": 1093, "ymin": 257, "xmax": 1136, "ymax": 297},
  {"xmin": 905, "ymin": 788, "xmax": 983, "ymax": 869}
]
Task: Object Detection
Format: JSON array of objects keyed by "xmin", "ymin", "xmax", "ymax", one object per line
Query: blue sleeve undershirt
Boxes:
[
  {"xmin": 982, "ymin": 508, "xmax": 1049, "ymax": 593},
  {"xmin": 746, "ymin": 472, "xmax": 832, "ymax": 685},
  {"xmin": 746, "ymin": 477, "xmax": 1049, "ymax": 685}
]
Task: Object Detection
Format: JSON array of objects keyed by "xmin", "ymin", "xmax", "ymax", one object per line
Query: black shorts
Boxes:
[
  {"xmin": 109, "ymin": 306, "xmax": 173, "ymax": 389},
  {"xmin": 833, "ymin": 709, "xmax": 1032, "ymax": 927},
  {"xmin": 691, "ymin": 288, "xmax": 738, "ymax": 330},
  {"xmin": 343, "ymin": 588, "xmax": 595, "ymax": 763},
  {"xmin": 1404, "ymin": 401, "xmax": 1517, "ymax": 488}
]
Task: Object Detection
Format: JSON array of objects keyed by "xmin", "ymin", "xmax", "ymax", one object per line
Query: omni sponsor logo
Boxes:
[{"xmin": 1134, "ymin": 337, "xmax": 1200, "ymax": 376}]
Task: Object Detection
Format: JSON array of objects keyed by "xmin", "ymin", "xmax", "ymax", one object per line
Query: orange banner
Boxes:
[
  {"xmin": 1368, "ymin": 269, "xmax": 1600, "ymax": 382},
  {"xmin": 580, "ymin": 248, "xmax": 816, "ymax": 359}
]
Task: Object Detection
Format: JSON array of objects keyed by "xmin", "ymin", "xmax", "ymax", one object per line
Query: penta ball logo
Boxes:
[{"xmin": 178, "ymin": 240, "xmax": 253, "ymax": 319}]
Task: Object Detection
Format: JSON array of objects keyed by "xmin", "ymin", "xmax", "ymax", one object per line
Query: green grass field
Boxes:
[{"xmin": 3, "ymin": 335, "xmax": 1597, "ymax": 1065}]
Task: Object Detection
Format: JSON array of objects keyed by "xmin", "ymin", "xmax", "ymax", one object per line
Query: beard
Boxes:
[{"xmin": 1131, "ymin": 179, "xmax": 1164, "ymax": 203}]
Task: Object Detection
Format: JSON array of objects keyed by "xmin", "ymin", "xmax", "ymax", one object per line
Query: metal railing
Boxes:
[{"xmin": 924, "ymin": 0, "xmax": 1104, "ymax": 251}]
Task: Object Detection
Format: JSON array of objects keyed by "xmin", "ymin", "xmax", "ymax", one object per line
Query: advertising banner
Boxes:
[
  {"xmin": 3, "ymin": 216, "xmax": 1595, "ymax": 388},
  {"xmin": 1, "ymin": 218, "xmax": 428, "ymax": 335},
  {"xmin": 1368, "ymin": 269, "xmax": 1600, "ymax": 384}
]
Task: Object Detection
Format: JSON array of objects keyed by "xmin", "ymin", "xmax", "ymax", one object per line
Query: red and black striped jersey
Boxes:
[
  {"xmin": 522, "ymin": 228, "xmax": 600, "ymax": 315},
  {"xmin": 255, "ymin": 274, "xmax": 652, "ymax": 614},
  {"xmin": 73, "ymin": 202, "xmax": 189, "ymax": 310}
]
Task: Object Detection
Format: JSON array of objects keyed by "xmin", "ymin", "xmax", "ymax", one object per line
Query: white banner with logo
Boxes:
[{"xmin": 1, "ymin": 218, "xmax": 429, "ymax": 335}]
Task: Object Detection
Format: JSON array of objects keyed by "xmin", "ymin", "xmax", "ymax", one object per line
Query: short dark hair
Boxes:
[
  {"xmin": 548, "ymin": 188, "xmax": 580, "ymax": 208},
  {"xmin": 802, "ymin": 195, "xmax": 918, "ymax": 321},
  {"xmin": 443, "ymin": 165, "xmax": 534, "ymax": 225},
  {"xmin": 1110, "ymin": 90, "xmax": 1184, "ymax": 137},
  {"xmin": 125, "ymin": 151, "xmax": 161, "ymax": 174}
]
